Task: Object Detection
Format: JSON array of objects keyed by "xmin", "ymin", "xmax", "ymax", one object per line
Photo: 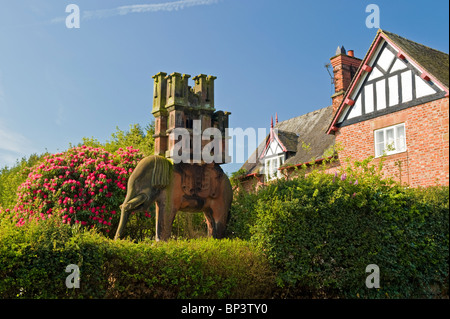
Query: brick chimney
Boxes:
[{"xmin": 330, "ymin": 46, "xmax": 362, "ymax": 116}]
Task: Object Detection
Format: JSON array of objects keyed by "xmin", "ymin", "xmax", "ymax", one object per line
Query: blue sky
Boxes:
[{"xmin": 0, "ymin": 0, "xmax": 448, "ymax": 174}]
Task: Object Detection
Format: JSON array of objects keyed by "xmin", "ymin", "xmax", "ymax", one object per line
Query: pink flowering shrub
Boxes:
[
  {"xmin": 12, "ymin": 145, "xmax": 150, "ymax": 237},
  {"xmin": 0, "ymin": 206, "xmax": 12, "ymax": 220}
]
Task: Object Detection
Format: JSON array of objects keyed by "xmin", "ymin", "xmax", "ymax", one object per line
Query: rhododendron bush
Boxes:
[{"xmin": 12, "ymin": 145, "xmax": 152, "ymax": 237}]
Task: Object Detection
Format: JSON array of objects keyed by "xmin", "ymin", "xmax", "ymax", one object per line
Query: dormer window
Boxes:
[{"xmin": 264, "ymin": 155, "xmax": 285, "ymax": 181}]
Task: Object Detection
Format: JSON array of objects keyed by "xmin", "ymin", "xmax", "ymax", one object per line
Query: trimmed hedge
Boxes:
[
  {"xmin": 242, "ymin": 162, "xmax": 449, "ymax": 298},
  {"xmin": 1, "ymin": 155, "xmax": 448, "ymax": 299},
  {"xmin": 0, "ymin": 218, "xmax": 274, "ymax": 299}
]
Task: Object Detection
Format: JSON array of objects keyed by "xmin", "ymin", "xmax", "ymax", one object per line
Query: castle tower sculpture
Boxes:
[{"xmin": 152, "ymin": 72, "xmax": 231, "ymax": 164}]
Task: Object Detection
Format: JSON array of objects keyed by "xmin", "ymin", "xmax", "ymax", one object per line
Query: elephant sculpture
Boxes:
[{"xmin": 114, "ymin": 155, "xmax": 233, "ymax": 241}]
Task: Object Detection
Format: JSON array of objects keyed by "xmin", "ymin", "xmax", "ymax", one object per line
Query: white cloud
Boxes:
[
  {"xmin": 83, "ymin": 0, "xmax": 219, "ymax": 20},
  {"xmin": 0, "ymin": 127, "xmax": 31, "ymax": 154},
  {"xmin": 0, "ymin": 152, "xmax": 21, "ymax": 168},
  {"xmin": 47, "ymin": 0, "xmax": 219, "ymax": 24},
  {"xmin": 0, "ymin": 120, "xmax": 37, "ymax": 167}
]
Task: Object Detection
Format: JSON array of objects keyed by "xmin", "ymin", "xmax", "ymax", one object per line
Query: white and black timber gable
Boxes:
[{"xmin": 329, "ymin": 30, "xmax": 449, "ymax": 132}]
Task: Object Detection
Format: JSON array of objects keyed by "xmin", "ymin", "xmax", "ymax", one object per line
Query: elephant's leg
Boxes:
[
  {"xmin": 155, "ymin": 200, "xmax": 178, "ymax": 242},
  {"xmin": 114, "ymin": 193, "xmax": 148, "ymax": 240},
  {"xmin": 208, "ymin": 200, "xmax": 231, "ymax": 239},
  {"xmin": 203, "ymin": 209, "xmax": 216, "ymax": 238}
]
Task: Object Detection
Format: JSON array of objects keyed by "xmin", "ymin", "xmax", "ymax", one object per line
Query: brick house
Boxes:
[{"xmin": 239, "ymin": 30, "xmax": 449, "ymax": 190}]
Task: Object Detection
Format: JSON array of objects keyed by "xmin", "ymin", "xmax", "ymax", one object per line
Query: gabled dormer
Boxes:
[
  {"xmin": 260, "ymin": 115, "xmax": 298, "ymax": 181},
  {"xmin": 328, "ymin": 30, "xmax": 449, "ymax": 134}
]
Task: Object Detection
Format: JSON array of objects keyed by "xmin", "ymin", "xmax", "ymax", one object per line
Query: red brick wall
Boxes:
[{"xmin": 335, "ymin": 97, "xmax": 449, "ymax": 187}]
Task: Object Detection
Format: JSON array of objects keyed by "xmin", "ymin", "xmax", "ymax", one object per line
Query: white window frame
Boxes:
[
  {"xmin": 374, "ymin": 123, "xmax": 407, "ymax": 158},
  {"xmin": 264, "ymin": 154, "xmax": 285, "ymax": 181}
]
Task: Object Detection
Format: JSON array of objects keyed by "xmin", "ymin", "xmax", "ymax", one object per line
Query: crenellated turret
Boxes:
[{"xmin": 151, "ymin": 72, "xmax": 230, "ymax": 164}]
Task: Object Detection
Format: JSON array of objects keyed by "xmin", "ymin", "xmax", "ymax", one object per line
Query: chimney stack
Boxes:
[{"xmin": 330, "ymin": 46, "xmax": 362, "ymax": 116}]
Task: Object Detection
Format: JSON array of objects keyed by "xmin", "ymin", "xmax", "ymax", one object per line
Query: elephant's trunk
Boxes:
[
  {"xmin": 114, "ymin": 207, "xmax": 130, "ymax": 240},
  {"xmin": 114, "ymin": 193, "xmax": 148, "ymax": 240},
  {"xmin": 113, "ymin": 155, "xmax": 172, "ymax": 240}
]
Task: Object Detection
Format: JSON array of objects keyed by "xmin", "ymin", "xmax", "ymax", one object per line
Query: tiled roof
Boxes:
[{"xmin": 382, "ymin": 30, "xmax": 449, "ymax": 89}]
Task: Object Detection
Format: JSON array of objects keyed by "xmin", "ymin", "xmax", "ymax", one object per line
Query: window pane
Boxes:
[
  {"xmin": 269, "ymin": 160, "xmax": 273, "ymax": 175},
  {"xmin": 265, "ymin": 160, "xmax": 270, "ymax": 177},
  {"xmin": 376, "ymin": 142, "xmax": 385, "ymax": 157},
  {"xmin": 375, "ymin": 130, "xmax": 384, "ymax": 157},
  {"xmin": 396, "ymin": 125, "xmax": 406, "ymax": 151},
  {"xmin": 276, "ymin": 157, "xmax": 280, "ymax": 178},
  {"xmin": 375, "ymin": 130, "xmax": 384, "ymax": 143},
  {"xmin": 386, "ymin": 128, "xmax": 395, "ymax": 151},
  {"xmin": 271, "ymin": 159, "xmax": 276, "ymax": 179}
]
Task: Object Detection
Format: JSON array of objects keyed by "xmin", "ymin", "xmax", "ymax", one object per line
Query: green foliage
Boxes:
[
  {"xmin": 229, "ymin": 168, "xmax": 248, "ymax": 188},
  {"xmin": 0, "ymin": 217, "xmax": 107, "ymax": 298},
  {"xmin": 79, "ymin": 123, "xmax": 155, "ymax": 157},
  {"xmin": 0, "ymin": 123, "xmax": 157, "ymax": 241},
  {"xmin": 12, "ymin": 145, "xmax": 148, "ymax": 239},
  {"xmin": 0, "ymin": 154, "xmax": 47, "ymax": 210},
  {"xmin": 0, "ymin": 123, "xmax": 154, "ymax": 211},
  {"xmin": 231, "ymin": 157, "xmax": 449, "ymax": 298},
  {"xmin": 0, "ymin": 217, "xmax": 274, "ymax": 299},
  {"xmin": 172, "ymin": 212, "xmax": 209, "ymax": 240},
  {"xmin": 226, "ymin": 188, "xmax": 259, "ymax": 240}
]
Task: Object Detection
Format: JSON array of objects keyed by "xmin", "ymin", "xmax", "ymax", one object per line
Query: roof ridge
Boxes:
[{"xmin": 276, "ymin": 105, "xmax": 332, "ymax": 126}]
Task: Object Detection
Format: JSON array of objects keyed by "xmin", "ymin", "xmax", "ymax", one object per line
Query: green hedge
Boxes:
[
  {"xmin": 241, "ymin": 161, "xmax": 449, "ymax": 298},
  {"xmin": 1, "ymin": 155, "xmax": 448, "ymax": 299},
  {"xmin": 0, "ymin": 218, "xmax": 274, "ymax": 299}
]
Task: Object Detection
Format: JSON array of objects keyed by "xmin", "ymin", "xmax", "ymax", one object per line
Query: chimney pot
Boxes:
[{"xmin": 348, "ymin": 50, "xmax": 354, "ymax": 57}]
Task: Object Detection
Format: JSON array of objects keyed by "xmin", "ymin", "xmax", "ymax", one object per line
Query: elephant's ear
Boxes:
[{"xmin": 151, "ymin": 156, "xmax": 172, "ymax": 189}]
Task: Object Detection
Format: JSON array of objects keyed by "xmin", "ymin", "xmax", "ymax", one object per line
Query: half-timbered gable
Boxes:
[
  {"xmin": 334, "ymin": 36, "xmax": 447, "ymax": 130},
  {"xmin": 328, "ymin": 30, "xmax": 449, "ymax": 187}
]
